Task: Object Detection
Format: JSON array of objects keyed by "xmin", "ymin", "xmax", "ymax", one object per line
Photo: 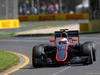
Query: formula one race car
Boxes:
[{"xmin": 32, "ymin": 29, "xmax": 96, "ymax": 67}]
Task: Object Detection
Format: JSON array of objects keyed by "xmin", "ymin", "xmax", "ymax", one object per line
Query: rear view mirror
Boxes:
[
  {"xmin": 49, "ymin": 40, "xmax": 54, "ymax": 42},
  {"xmin": 72, "ymin": 39, "xmax": 78, "ymax": 41}
]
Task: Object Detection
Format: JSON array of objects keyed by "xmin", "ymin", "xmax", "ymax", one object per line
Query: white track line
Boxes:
[
  {"xmin": 51, "ymin": 67, "xmax": 70, "ymax": 75},
  {"xmin": 86, "ymin": 73, "xmax": 100, "ymax": 75}
]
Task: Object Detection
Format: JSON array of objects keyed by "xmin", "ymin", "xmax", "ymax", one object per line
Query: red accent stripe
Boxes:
[{"xmin": 56, "ymin": 43, "xmax": 74, "ymax": 62}]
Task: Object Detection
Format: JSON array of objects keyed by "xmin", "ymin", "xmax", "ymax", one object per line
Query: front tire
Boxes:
[{"xmin": 32, "ymin": 46, "xmax": 43, "ymax": 68}]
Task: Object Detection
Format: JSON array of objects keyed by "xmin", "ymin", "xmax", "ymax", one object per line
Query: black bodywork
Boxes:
[{"xmin": 32, "ymin": 30, "xmax": 96, "ymax": 67}]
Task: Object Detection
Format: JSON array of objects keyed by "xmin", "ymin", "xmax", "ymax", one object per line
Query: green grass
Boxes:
[
  {"xmin": 0, "ymin": 50, "xmax": 20, "ymax": 73},
  {"xmin": 0, "ymin": 34, "xmax": 12, "ymax": 37},
  {"xmin": 21, "ymin": 23, "xmax": 68, "ymax": 27},
  {"xmin": 0, "ymin": 33, "xmax": 15, "ymax": 37},
  {"xmin": 21, "ymin": 24, "xmax": 50, "ymax": 27},
  {"xmin": 21, "ymin": 23, "xmax": 69, "ymax": 28}
]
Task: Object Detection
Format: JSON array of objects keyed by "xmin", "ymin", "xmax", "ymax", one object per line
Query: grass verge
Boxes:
[
  {"xmin": 0, "ymin": 34, "xmax": 12, "ymax": 37},
  {"xmin": 0, "ymin": 33, "xmax": 15, "ymax": 37},
  {"xmin": 0, "ymin": 50, "xmax": 20, "ymax": 73}
]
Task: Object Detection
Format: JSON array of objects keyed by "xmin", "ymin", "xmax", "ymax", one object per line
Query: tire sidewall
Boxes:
[
  {"xmin": 84, "ymin": 41, "xmax": 96, "ymax": 61},
  {"xmin": 32, "ymin": 46, "xmax": 43, "ymax": 67},
  {"xmin": 82, "ymin": 43, "xmax": 93, "ymax": 64}
]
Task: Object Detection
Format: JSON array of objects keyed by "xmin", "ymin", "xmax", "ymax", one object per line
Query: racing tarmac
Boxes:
[{"xmin": 0, "ymin": 33, "xmax": 100, "ymax": 75}]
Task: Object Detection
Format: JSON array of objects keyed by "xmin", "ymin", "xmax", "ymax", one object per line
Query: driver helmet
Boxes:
[{"xmin": 59, "ymin": 38, "xmax": 68, "ymax": 44}]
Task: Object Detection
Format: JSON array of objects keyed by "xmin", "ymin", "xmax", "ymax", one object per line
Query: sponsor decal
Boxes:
[
  {"xmin": 39, "ymin": 15, "xmax": 55, "ymax": 21},
  {"xmin": 66, "ymin": 14, "xmax": 83, "ymax": 20}
]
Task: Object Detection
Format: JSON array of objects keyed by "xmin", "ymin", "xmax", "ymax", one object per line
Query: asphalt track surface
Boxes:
[{"xmin": 0, "ymin": 34, "xmax": 100, "ymax": 75}]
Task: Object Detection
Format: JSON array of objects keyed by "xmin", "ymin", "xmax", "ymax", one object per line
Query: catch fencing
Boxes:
[{"xmin": 0, "ymin": 0, "xmax": 18, "ymax": 20}]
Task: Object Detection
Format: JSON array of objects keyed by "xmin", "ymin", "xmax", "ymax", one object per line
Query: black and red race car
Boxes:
[{"xmin": 32, "ymin": 29, "xmax": 96, "ymax": 67}]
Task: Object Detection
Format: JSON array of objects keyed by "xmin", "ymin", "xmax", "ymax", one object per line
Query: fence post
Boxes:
[
  {"xmin": 37, "ymin": 0, "xmax": 40, "ymax": 14},
  {"xmin": 6, "ymin": 0, "xmax": 8, "ymax": 19},
  {"xmin": 59, "ymin": 0, "xmax": 62, "ymax": 13}
]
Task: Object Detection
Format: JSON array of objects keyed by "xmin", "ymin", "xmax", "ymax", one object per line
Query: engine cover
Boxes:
[{"xmin": 56, "ymin": 44, "xmax": 67, "ymax": 62}]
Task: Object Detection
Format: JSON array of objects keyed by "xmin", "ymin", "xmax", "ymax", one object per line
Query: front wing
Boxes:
[{"xmin": 34, "ymin": 56, "xmax": 89, "ymax": 66}]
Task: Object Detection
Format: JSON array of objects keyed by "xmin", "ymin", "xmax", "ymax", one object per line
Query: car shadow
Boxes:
[{"xmin": 20, "ymin": 63, "xmax": 89, "ymax": 70}]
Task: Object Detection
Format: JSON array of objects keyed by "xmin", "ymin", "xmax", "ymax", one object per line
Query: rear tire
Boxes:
[
  {"xmin": 84, "ymin": 41, "xmax": 96, "ymax": 61},
  {"xmin": 82, "ymin": 43, "xmax": 93, "ymax": 65},
  {"xmin": 32, "ymin": 46, "xmax": 43, "ymax": 68}
]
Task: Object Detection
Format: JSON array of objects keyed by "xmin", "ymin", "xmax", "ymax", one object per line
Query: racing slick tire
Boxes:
[
  {"xmin": 84, "ymin": 41, "xmax": 96, "ymax": 61},
  {"xmin": 32, "ymin": 46, "xmax": 43, "ymax": 68},
  {"xmin": 82, "ymin": 43, "xmax": 93, "ymax": 65}
]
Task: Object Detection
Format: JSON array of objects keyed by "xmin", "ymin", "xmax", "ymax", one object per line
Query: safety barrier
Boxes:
[
  {"xmin": 18, "ymin": 13, "xmax": 89, "ymax": 22},
  {"xmin": 0, "ymin": 20, "xmax": 19, "ymax": 29},
  {"xmin": 79, "ymin": 19, "xmax": 100, "ymax": 32},
  {"xmin": 79, "ymin": 23, "xmax": 89, "ymax": 32},
  {"xmin": 89, "ymin": 19, "xmax": 100, "ymax": 32}
]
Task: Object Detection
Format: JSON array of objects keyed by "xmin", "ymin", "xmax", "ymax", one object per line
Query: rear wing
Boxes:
[
  {"xmin": 54, "ymin": 30, "xmax": 80, "ymax": 43},
  {"xmin": 55, "ymin": 30, "xmax": 79, "ymax": 37}
]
